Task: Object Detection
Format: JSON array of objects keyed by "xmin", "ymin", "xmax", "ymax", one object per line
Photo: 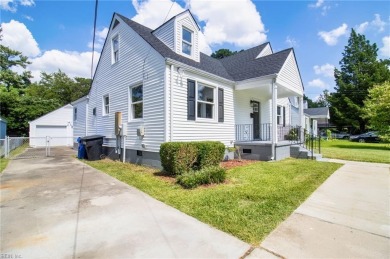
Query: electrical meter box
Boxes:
[
  {"xmin": 137, "ymin": 126, "xmax": 145, "ymax": 137},
  {"xmin": 120, "ymin": 123, "xmax": 127, "ymax": 136}
]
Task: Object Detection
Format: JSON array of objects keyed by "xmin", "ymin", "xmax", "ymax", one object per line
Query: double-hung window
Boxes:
[
  {"xmin": 112, "ymin": 35, "xmax": 119, "ymax": 63},
  {"xmin": 131, "ymin": 85, "xmax": 143, "ymax": 119},
  {"xmin": 182, "ymin": 27, "xmax": 192, "ymax": 56},
  {"xmin": 103, "ymin": 95, "xmax": 109, "ymax": 115},
  {"xmin": 277, "ymin": 106, "xmax": 286, "ymax": 126},
  {"xmin": 197, "ymin": 83, "xmax": 214, "ymax": 119}
]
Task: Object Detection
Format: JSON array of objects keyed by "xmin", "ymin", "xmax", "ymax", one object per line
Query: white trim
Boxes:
[
  {"xmin": 102, "ymin": 94, "xmax": 110, "ymax": 116},
  {"xmin": 129, "ymin": 83, "xmax": 144, "ymax": 121},
  {"xmin": 111, "ymin": 34, "xmax": 119, "ymax": 64},
  {"xmin": 195, "ymin": 81, "xmax": 217, "ymax": 122},
  {"xmin": 166, "ymin": 58, "xmax": 235, "ymax": 86}
]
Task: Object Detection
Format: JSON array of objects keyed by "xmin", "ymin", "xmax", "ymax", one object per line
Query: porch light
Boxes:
[{"xmin": 250, "ymin": 100, "xmax": 255, "ymax": 107}]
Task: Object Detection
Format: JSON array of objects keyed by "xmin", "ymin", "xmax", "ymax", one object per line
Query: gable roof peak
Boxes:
[{"xmin": 152, "ymin": 9, "xmax": 200, "ymax": 33}]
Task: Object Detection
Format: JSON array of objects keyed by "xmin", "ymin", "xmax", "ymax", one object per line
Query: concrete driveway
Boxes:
[
  {"xmin": 1, "ymin": 148, "xmax": 250, "ymax": 258},
  {"xmin": 252, "ymin": 159, "xmax": 390, "ymax": 258}
]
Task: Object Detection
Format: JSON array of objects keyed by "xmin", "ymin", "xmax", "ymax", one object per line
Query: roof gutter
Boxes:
[{"xmin": 165, "ymin": 58, "xmax": 235, "ymax": 86}]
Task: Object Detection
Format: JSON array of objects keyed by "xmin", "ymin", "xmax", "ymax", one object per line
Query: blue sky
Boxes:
[{"xmin": 1, "ymin": 0, "xmax": 389, "ymax": 100}]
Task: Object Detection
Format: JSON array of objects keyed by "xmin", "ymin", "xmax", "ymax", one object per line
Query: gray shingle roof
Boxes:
[
  {"xmin": 304, "ymin": 107, "xmax": 329, "ymax": 117},
  {"xmin": 117, "ymin": 13, "xmax": 291, "ymax": 82}
]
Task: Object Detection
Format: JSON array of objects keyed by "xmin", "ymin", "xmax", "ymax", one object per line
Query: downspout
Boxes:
[
  {"xmin": 170, "ymin": 64, "xmax": 174, "ymax": 142},
  {"xmin": 85, "ymin": 96, "xmax": 89, "ymax": 136},
  {"xmin": 271, "ymin": 78, "xmax": 277, "ymax": 160}
]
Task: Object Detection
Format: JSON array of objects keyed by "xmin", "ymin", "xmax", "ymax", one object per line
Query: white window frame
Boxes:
[
  {"xmin": 103, "ymin": 94, "xmax": 110, "ymax": 116},
  {"xmin": 74, "ymin": 107, "xmax": 77, "ymax": 121},
  {"xmin": 277, "ymin": 105, "xmax": 283, "ymax": 125},
  {"xmin": 196, "ymin": 82, "xmax": 216, "ymax": 121},
  {"xmin": 182, "ymin": 27, "xmax": 192, "ymax": 56},
  {"xmin": 129, "ymin": 84, "xmax": 143, "ymax": 121},
  {"xmin": 111, "ymin": 35, "xmax": 119, "ymax": 64}
]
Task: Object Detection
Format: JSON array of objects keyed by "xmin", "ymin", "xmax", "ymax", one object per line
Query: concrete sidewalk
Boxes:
[
  {"xmin": 1, "ymin": 148, "xmax": 250, "ymax": 258},
  {"xmin": 250, "ymin": 159, "xmax": 390, "ymax": 258}
]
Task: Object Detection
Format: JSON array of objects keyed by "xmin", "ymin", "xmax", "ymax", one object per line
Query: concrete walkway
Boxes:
[
  {"xmin": 1, "ymin": 148, "xmax": 250, "ymax": 258},
  {"xmin": 251, "ymin": 159, "xmax": 390, "ymax": 258}
]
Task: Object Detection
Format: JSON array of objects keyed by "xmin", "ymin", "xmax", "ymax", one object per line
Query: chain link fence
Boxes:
[{"xmin": 1, "ymin": 136, "xmax": 76, "ymax": 159}]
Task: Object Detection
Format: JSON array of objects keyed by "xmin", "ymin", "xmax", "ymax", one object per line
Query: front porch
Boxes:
[{"xmin": 234, "ymin": 124, "xmax": 304, "ymax": 161}]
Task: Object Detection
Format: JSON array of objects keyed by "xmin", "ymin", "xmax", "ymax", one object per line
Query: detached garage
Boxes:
[{"xmin": 29, "ymin": 104, "xmax": 74, "ymax": 147}]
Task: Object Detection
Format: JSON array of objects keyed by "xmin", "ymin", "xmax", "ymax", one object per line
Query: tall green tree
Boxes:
[
  {"xmin": 211, "ymin": 48, "xmax": 243, "ymax": 59},
  {"xmin": 330, "ymin": 29, "xmax": 390, "ymax": 132},
  {"xmin": 363, "ymin": 81, "xmax": 390, "ymax": 142},
  {"xmin": 27, "ymin": 70, "xmax": 91, "ymax": 106}
]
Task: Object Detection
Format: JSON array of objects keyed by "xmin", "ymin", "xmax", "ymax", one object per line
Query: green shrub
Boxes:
[
  {"xmin": 195, "ymin": 141, "xmax": 225, "ymax": 169},
  {"xmin": 176, "ymin": 166, "xmax": 226, "ymax": 189},
  {"xmin": 286, "ymin": 128, "xmax": 299, "ymax": 140},
  {"xmin": 160, "ymin": 141, "xmax": 225, "ymax": 175}
]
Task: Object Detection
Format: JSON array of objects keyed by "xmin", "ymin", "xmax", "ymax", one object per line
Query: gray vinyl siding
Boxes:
[
  {"xmin": 153, "ymin": 19, "xmax": 175, "ymax": 51},
  {"xmin": 87, "ymin": 15, "xmax": 166, "ymax": 153},
  {"xmin": 73, "ymin": 99, "xmax": 87, "ymax": 139},
  {"xmin": 276, "ymin": 52, "xmax": 303, "ymax": 95},
  {"xmin": 175, "ymin": 16, "xmax": 200, "ymax": 62},
  {"xmin": 169, "ymin": 68, "xmax": 235, "ymax": 146}
]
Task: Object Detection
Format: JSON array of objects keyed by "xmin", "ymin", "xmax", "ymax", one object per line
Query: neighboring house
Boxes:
[
  {"xmin": 0, "ymin": 116, "xmax": 6, "ymax": 139},
  {"xmin": 304, "ymin": 107, "xmax": 330, "ymax": 136},
  {"xmin": 29, "ymin": 104, "xmax": 74, "ymax": 147},
  {"xmin": 76, "ymin": 10, "xmax": 306, "ymax": 166}
]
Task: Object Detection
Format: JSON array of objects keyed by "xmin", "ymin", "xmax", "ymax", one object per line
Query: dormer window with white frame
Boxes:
[
  {"xmin": 112, "ymin": 35, "xmax": 119, "ymax": 64},
  {"xmin": 182, "ymin": 27, "xmax": 192, "ymax": 56}
]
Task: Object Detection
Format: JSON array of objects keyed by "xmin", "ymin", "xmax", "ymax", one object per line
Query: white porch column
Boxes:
[
  {"xmin": 299, "ymin": 96, "xmax": 304, "ymax": 141},
  {"xmin": 271, "ymin": 79, "xmax": 277, "ymax": 159}
]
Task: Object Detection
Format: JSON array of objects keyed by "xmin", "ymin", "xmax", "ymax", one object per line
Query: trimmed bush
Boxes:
[
  {"xmin": 176, "ymin": 166, "xmax": 226, "ymax": 189},
  {"xmin": 160, "ymin": 141, "xmax": 225, "ymax": 175},
  {"xmin": 195, "ymin": 141, "xmax": 225, "ymax": 169}
]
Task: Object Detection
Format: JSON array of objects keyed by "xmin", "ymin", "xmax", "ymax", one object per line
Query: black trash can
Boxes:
[{"xmin": 80, "ymin": 135, "xmax": 105, "ymax": 161}]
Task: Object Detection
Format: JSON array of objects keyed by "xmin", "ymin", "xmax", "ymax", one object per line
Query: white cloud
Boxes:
[
  {"xmin": 1, "ymin": 20, "xmax": 40, "ymax": 57},
  {"xmin": 189, "ymin": 0, "xmax": 267, "ymax": 47},
  {"xmin": 355, "ymin": 14, "xmax": 388, "ymax": 34},
  {"xmin": 131, "ymin": 0, "xmax": 267, "ymax": 51},
  {"xmin": 285, "ymin": 36, "xmax": 299, "ymax": 48},
  {"xmin": 29, "ymin": 50, "xmax": 100, "ymax": 81},
  {"xmin": 20, "ymin": 0, "xmax": 34, "ymax": 6},
  {"xmin": 88, "ymin": 27, "xmax": 108, "ymax": 50},
  {"xmin": 0, "ymin": 0, "xmax": 34, "ymax": 12},
  {"xmin": 2, "ymin": 20, "xmax": 98, "ymax": 81},
  {"xmin": 371, "ymin": 14, "xmax": 386, "ymax": 32},
  {"xmin": 379, "ymin": 36, "xmax": 390, "ymax": 58},
  {"xmin": 23, "ymin": 15, "xmax": 33, "ymax": 21},
  {"xmin": 313, "ymin": 63, "xmax": 334, "ymax": 78},
  {"xmin": 308, "ymin": 78, "xmax": 328, "ymax": 89},
  {"xmin": 132, "ymin": 0, "xmax": 185, "ymax": 29},
  {"xmin": 355, "ymin": 21, "xmax": 369, "ymax": 34},
  {"xmin": 309, "ymin": 0, "xmax": 324, "ymax": 8},
  {"xmin": 318, "ymin": 23, "xmax": 348, "ymax": 46}
]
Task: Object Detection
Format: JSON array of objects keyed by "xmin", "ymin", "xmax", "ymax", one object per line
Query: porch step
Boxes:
[{"xmin": 290, "ymin": 145, "xmax": 322, "ymax": 161}]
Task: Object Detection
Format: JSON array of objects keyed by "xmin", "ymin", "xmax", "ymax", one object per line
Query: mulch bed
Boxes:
[{"xmin": 220, "ymin": 159, "xmax": 258, "ymax": 170}]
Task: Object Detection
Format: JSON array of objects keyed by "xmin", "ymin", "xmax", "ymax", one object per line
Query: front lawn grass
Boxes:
[
  {"xmin": 321, "ymin": 140, "xmax": 390, "ymax": 163},
  {"xmin": 0, "ymin": 158, "xmax": 9, "ymax": 173},
  {"xmin": 85, "ymin": 158, "xmax": 341, "ymax": 245}
]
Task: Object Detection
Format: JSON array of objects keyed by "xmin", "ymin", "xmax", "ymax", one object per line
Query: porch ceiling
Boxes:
[{"xmin": 235, "ymin": 78, "xmax": 302, "ymax": 99}]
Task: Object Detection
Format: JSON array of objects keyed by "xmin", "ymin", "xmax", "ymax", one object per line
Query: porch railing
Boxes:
[
  {"xmin": 235, "ymin": 124, "xmax": 304, "ymax": 142},
  {"xmin": 235, "ymin": 123, "xmax": 272, "ymax": 141}
]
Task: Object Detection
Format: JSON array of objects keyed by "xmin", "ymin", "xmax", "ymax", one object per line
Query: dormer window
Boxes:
[
  {"xmin": 112, "ymin": 35, "xmax": 119, "ymax": 64},
  {"xmin": 182, "ymin": 27, "xmax": 192, "ymax": 56}
]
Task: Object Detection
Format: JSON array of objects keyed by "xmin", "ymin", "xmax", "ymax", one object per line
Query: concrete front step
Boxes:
[{"xmin": 290, "ymin": 145, "xmax": 322, "ymax": 160}]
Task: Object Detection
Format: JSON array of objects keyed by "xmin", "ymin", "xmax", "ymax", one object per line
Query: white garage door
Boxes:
[{"xmin": 36, "ymin": 125, "xmax": 69, "ymax": 146}]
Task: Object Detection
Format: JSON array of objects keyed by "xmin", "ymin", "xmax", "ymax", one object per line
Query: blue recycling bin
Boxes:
[{"xmin": 77, "ymin": 137, "xmax": 86, "ymax": 159}]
